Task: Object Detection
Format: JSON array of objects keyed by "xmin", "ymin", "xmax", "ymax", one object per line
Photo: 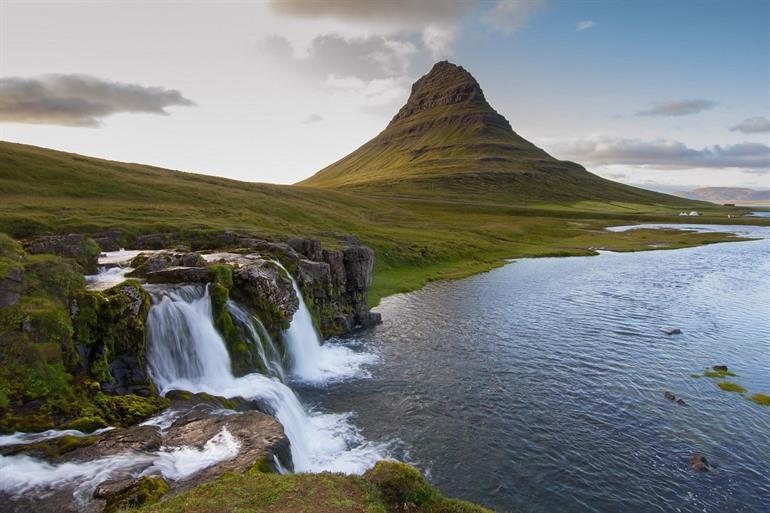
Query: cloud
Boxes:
[
  {"xmin": 322, "ymin": 73, "xmax": 411, "ymax": 110},
  {"xmin": 730, "ymin": 116, "xmax": 770, "ymax": 134},
  {"xmin": 267, "ymin": 0, "xmax": 475, "ymax": 26},
  {"xmin": 262, "ymin": 34, "xmax": 421, "ymax": 81},
  {"xmin": 302, "ymin": 113, "xmax": 323, "ymax": 124},
  {"xmin": 636, "ymin": 99, "xmax": 715, "ymax": 117},
  {"xmin": 0, "ymin": 74, "xmax": 194, "ymax": 127},
  {"xmin": 554, "ymin": 136, "xmax": 770, "ymax": 169},
  {"xmin": 422, "ymin": 24, "xmax": 458, "ymax": 59},
  {"xmin": 577, "ymin": 20, "xmax": 596, "ymax": 31},
  {"xmin": 482, "ymin": 0, "xmax": 545, "ymax": 34}
]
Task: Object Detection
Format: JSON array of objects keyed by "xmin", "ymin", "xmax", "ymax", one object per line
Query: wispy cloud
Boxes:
[
  {"xmin": 576, "ymin": 20, "xmax": 596, "ymax": 31},
  {"xmin": 730, "ymin": 116, "xmax": 770, "ymax": 134},
  {"xmin": 636, "ymin": 99, "xmax": 715, "ymax": 117},
  {"xmin": 0, "ymin": 74, "xmax": 194, "ymax": 127},
  {"xmin": 483, "ymin": 0, "xmax": 545, "ymax": 34},
  {"xmin": 554, "ymin": 136, "xmax": 770, "ymax": 169}
]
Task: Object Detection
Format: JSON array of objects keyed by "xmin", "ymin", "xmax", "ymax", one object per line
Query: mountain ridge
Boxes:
[
  {"xmin": 299, "ymin": 61, "xmax": 686, "ymax": 206},
  {"xmin": 673, "ymin": 187, "xmax": 770, "ymax": 206}
]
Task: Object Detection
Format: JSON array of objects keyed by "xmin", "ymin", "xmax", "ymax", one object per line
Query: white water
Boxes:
[
  {"xmin": 146, "ymin": 427, "xmax": 240, "ymax": 481},
  {"xmin": 277, "ymin": 262, "xmax": 378, "ymax": 383},
  {"xmin": 0, "ymin": 427, "xmax": 113, "ymax": 447},
  {"xmin": 0, "ymin": 427, "xmax": 241, "ymax": 504},
  {"xmin": 144, "ymin": 284, "xmax": 387, "ymax": 473}
]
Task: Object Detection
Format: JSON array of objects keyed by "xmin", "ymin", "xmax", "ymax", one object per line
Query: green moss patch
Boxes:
[
  {"xmin": 750, "ymin": 393, "xmax": 770, "ymax": 406},
  {"xmin": 704, "ymin": 370, "xmax": 738, "ymax": 378},
  {"xmin": 104, "ymin": 476, "xmax": 170, "ymax": 513},
  {"xmin": 717, "ymin": 381, "xmax": 746, "ymax": 393}
]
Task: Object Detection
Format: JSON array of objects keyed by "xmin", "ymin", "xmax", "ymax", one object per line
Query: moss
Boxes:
[
  {"xmin": 704, "ymin": 370, "xmax": 737, "ymax": 378},
  {"xmin": 104, "ymin": 476, "xmax": 170, "ymax": 513},
  {"xmin": 210, "ymin": 264, "xmax": 233, "ymax": 288},
  {"xmin": 690, "ymin": 373, "xmax": 702, "ymax": 378},
  {"xmin": 5, "ymin": 434, "xmax": 99, "ymax": 460},
  {"xmin": 250, "ymin": 457, "xmax": 276, "ymax": 474},
  {"xmin": 210, "ymin": 282, "xmax": 257, "ymax": 376},
  {"xmin": 95, "ymin": 394, "xmax": 170, "ymax": 426},
  {"xmin": 750, "ymin": 393, "xmax": 770, "ymax": 406},
  {"xmin": 364, "ymin": 461, "xmax": 440, "ymax": 508},
  {"xmin": 717, "ymin": 381, "xmax": 746, "ymax": 393},
  {"xmin": 64, "ymin": 415, "xmax": 108, "ymax": 432}
]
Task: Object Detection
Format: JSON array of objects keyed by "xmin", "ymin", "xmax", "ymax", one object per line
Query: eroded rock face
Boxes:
[
  {"xmin": 23, "ymin": 233, "xmax": 100, "ymax": 272},
  {"xmin": 0, "ymin": 267, "xmax": 22, "ymax": 307},
  {"xmin": 233, "ymin": 259, "xmax": 299, "ymax": 325},
  {"xmin": 146, "ymin": 266, "xmax": 213, "ymax": 284}
]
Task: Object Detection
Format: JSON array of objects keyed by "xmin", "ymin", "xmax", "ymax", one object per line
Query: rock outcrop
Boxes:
[{"xmin": 23, "ymin": 233, "xmax": 101, "ymax": 273}]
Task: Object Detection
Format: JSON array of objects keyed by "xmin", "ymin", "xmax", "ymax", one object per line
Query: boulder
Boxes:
[
  {"xmin": 146, "ymin": 266, "xmax": 213, "ymax": 284},
  {"xmin": 132, "ymin": 233, "xmax": 174, "ymax": 250},
  {"xmin": 689, "ymin": 453, "xmax": 711, "ymax": 472},
  {"xmin": 162, "ymin": 409, "xmax": 291, "ymax": 489},
  {"xmin": 61, "ymin": 425, "xmax": 162, "ymax": 461},
  {"xmin": 92, "ymin": 229, "xmax": 125, "ymax": 252},
  {"xmin": 712, "ymin": 365, "xmax": 728, "ymax": 372}
]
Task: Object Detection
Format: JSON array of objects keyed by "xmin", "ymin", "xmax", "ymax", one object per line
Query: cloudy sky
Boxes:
[{"xmin": 1, "ymin": 0, "xmax": 768, "ymax": 192}]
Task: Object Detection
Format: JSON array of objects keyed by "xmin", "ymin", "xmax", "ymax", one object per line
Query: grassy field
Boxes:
[{"xmin": 1, "ymin": 141, "xmax": 765, "ymax": 305}]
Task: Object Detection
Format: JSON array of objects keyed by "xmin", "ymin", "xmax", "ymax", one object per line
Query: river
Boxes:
[{"xmin": 304, "ymin": 224, "xmax": 770, "ymax": 512}]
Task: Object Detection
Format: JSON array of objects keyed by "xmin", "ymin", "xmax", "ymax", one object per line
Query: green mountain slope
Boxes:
[{"xmin": 299, "ymin": 61, "xmax": 683, "ymax": 205}]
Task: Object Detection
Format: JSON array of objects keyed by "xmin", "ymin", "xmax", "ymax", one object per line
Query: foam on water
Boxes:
[{"xmin": 145, "ymin": 427, "xmax": 240, "ymax": 481}]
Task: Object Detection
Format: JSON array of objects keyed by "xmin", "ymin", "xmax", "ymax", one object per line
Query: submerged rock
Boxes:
[
  {"xmin": 689, "ymin": 453, "xmax": 712, "ymax": 472},
  {"xmin": 660, "ymin": 327, "xmax": 682, "ymax": 335},
  {"xmin": 664, "ymin": 391, "xmax": 676, "ymax": 401},
  {"xmin": 712, "ymin": 365, "xmax": 728, "ymax": 372}
]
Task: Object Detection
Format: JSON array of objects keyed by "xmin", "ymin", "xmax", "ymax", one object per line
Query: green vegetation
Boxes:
[
  {"xmin": 703, "ymin": 370, "xmax": 738, "ymax": 378},
  {"xmin": 717, "ymin": 382, "xmax": 746, "ymax": 393},
  {"xmin": 134, "ymin": 461, "xmax": 493, "ymax": 513},
  {"xmin": 750, "ymin": 393, "xmax": 770, "ymax": 406},
  {"xmin": 1, "ymin": 142, "xmax": 760, "ymax": 306},
  {"xmin": 104, "ymin": 476, "xmax": 170, "ymax": 513}
]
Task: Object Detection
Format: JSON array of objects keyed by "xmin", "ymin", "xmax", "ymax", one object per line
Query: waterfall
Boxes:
[
  {"xmin": 227, "ymin": 301, "xmax": 286, "ymax": 382},
  {"xmin": 144, "ymin": 284, "xmax": 386, "ymax": 473},
  {"xmin": 275, "ymin": 262, "xmax": 378, "ymax": 383}
]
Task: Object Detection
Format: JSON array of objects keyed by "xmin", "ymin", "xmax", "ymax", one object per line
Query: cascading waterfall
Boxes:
[
  {"xmin": 275, "ymin": 262, "xmax": 378, "ymax": 383},
  {"xmin": 227, "ymin": 301, "xmax": 286, "ymax": 382},
  {"xmin": 144, "ymin": 283, "xmax": 386, "ymax": 473}
]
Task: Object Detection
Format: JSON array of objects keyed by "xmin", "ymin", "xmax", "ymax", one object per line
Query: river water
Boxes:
[{"xmin": 304, "ymin": 224, "xmax": 770, "ymax": 513}]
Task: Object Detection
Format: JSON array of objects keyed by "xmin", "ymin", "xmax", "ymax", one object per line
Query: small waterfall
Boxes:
[
  {"xmin": 227, "ymin": 300, "xmax": 286, "ymax": 382},
  {"xmin": 146, "ymin": 285, "xmax": 233, "ymax": 393},
  {"xmin": 275, "ymin": 262, "xmax": 378, "ymax": 383},
  {"xmin": 144, "ymin": 284, "xmax": 386, "ymax": 473}
]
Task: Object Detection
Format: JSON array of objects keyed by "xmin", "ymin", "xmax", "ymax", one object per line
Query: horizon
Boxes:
[{"xmin": 1, "ymin": 0, "xmax": 769, "ymax": 193}]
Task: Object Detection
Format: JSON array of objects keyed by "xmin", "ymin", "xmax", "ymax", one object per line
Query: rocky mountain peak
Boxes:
[{"xmin": 388, "ymin": 61, "xmax": 490, "ymax": 126}]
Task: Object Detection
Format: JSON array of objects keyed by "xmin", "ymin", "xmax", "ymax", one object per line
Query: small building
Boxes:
[
  {"xmin": 689, "ymin": 211, "xmax": 700, "ymax": 216},
  {"xmin": 679, "ymin": 212, "xmax": 689, "ymax": 216}
]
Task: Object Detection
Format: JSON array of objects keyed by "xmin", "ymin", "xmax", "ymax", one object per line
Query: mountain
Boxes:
[
  {"xmin": 673, "ymin": 187, "xmax": 770, "ymax": 207},
  {"xmin": 299, "ymin": 61, "xmax": 685, "ymax": 206}
]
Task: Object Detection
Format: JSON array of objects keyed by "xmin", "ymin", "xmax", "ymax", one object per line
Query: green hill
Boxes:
[
  {"xmin": 0, "ymin": 140, "xmax": 753, "ymax": 304},
  {"xmin": 299, "ymin": 61, "xmax": 682, "ymax": 206}
]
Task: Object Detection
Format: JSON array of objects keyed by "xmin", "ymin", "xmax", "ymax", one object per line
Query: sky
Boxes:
[{"xmin": 1, "ymin": 0, "xmax": 768, "ymax": 193}]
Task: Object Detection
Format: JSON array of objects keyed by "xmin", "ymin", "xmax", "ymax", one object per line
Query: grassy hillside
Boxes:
[{"xmin": 0, "ymin": 141, "xmax": 760, "ymax": 305}]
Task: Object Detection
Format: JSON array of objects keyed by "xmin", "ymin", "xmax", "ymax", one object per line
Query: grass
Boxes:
[
  {"xmin": 1, "ymin": 142, "xmax": 763, "ymax": 306},
  {"xmin": 135, "ymin": 461, "xmax": 493, "ymax": 513}
]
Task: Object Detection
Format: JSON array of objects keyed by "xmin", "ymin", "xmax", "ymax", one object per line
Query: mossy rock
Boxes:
[
  {"xmin": 64, "ymin": 415, "xmax": 108, "ymax": 432},
  {"xmin": 95, "ymin": 394, "xmax": 170, "ymax": 426},
  {"xmin": 750, "ymin": 393, "xmax": 770, "ymax": 406},
  {"xmin": 364, "ymin": 461, "xmax": 440, "ymax": 509},
  {"xmin": 103, "ymin": 476, "xmax": 170, "ymax": 513}
]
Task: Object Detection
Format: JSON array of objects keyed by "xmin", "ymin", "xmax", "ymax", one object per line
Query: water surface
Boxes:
[{"xmin": 306, "ymin": 226, "xmax": 770, "ymax": 513}]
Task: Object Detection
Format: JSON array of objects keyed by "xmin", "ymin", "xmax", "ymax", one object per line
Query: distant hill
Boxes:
[
  {"xmin": 299, "ymin": 61, "xmax": 688, "ymax": 206},
  {"xmin": 673, "ymin": 187, "xmax": 770, "ymax": 207}
]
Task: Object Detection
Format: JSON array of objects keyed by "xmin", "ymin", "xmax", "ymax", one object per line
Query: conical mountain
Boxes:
[{"xmin": 299, "ymin": 61, "xmax": 680, "ymax": 205}]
